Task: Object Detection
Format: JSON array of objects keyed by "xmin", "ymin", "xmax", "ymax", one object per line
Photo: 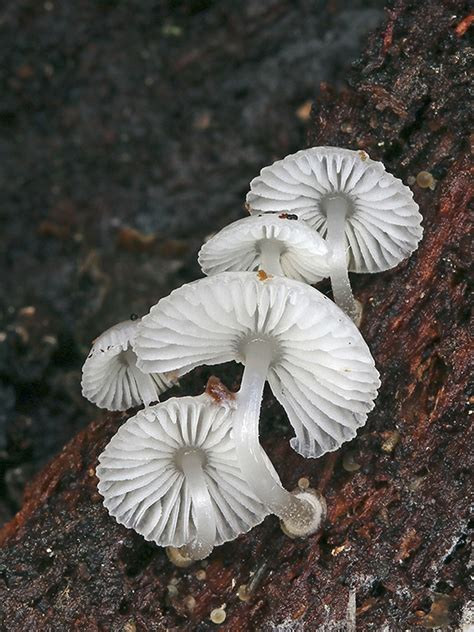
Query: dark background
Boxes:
[{"xmin": 0, "ymin": 0, "xmax": 386, "ymax": 526}]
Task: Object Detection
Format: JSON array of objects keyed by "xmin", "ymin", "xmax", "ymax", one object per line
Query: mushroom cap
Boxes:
[
  {"xmin": 198, "ymin": 214, "xmax": 329, "ymax": 283},
  {"xmin": 135, "ymin": 272, "xmax": 380, "ymax": 458},
  {"xmin": 96, "ymin": 394, "xmax": 270, "ymax": 548},
  {"xmin": 246, "ymin": 146, "xmax": 423, "ymax": 273},
  {"xmin": 81, "ymin": 319, "xmax": 173, "ymax": 411}
]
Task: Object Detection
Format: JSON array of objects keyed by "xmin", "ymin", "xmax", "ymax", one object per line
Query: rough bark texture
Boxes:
[{"xmin": 0, "ymin": 0, "xmax": 472, "ymax": 630}]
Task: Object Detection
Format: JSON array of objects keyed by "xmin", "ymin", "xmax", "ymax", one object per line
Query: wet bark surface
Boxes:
[{"xmin": 0, "ymin": 0, "xmax": 472, "ymax": 630}]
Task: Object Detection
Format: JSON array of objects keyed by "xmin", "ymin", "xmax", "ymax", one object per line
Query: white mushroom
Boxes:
[
  {"xmin": 81, "ymin": 318, "xmax": 173, "ymax": 411},
  {"xmin": 198, "ymin": 214, "xmax": 328, "ymax": 282},
  {"xmin": 246, "ymin": 147, "xmax": 423, "ymax": 322},
  {"xmin": 96, "ymin": 394, "xmax": 269, "ymax": 560},
  {"xmin": 134, "ymin": 271, "xmax": 380, "ymax": 536}
]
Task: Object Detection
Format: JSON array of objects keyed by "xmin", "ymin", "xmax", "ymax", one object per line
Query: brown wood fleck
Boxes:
[{"xmin": 205, "ymin": 376, "xmax": 236, "ymax": 405}]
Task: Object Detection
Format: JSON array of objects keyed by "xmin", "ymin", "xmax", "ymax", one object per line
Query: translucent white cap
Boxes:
[
  {"xmin": 96, "ymin": 394, "xmax": 269, "ymax": 550},
  {"xmin": 81, "ymin": 318, "xmax": 173, "ymax": 411},
  {"xmin": 135, "ymin": 272, "xmax": 380, "ymax": 458},
  {"xmin": 246, "ymin": 147, "xmax": 423, "ymax": 273},
  {"xmin": 198, "ymin": 214, "xmax": 329, "ymax": 283}
]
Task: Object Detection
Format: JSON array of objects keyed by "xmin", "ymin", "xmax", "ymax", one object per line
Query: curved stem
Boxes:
[
  {"xmin": 181, "ymin": 450, "xmax": 216, "ymax": 560},
  {"xmin": 259, "ymin": 240, "xmax": 284, "ymax": 276},
  {"xmin": 325, "ymin": 196, "xmax": 359, "ymax": 323},
  {"xmin": 234, "ymin": 341, "xmax": 316, "ymax": 530}
]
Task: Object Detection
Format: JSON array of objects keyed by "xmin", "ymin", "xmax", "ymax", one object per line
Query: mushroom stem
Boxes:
[
  {"xmin": 180, "ymin": 450, "xmax": 216, "ymax": 560},
  {"xmin": 325, "ymin": 196, "xmax": 359, "ymax": 323},
  {"xmin": 234, "ymin": 340, "xmax": 324, "ymax": 535},
  {"xmin": 259, "ymin": 240, "xmax": 284, "ymax": 276}
]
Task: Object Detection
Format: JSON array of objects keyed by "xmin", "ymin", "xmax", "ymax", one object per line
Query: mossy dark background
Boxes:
[{"xmin": 0, "ymin": 0, "xmax": 385, "ymax": 526}]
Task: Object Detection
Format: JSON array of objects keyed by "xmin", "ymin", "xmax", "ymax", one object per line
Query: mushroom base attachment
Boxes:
[
  {"xmin": 166, "ymin": 545, "xmax": 195, "ymax": 568},
  {"xmin": 280, "ymin": 489, "xmax": 327, "ymax": 539}
]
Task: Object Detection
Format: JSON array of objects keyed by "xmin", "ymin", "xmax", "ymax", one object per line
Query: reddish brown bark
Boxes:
[{"xmin": 0, "ymin": 0, "xmax": 472, "ymax": 630}]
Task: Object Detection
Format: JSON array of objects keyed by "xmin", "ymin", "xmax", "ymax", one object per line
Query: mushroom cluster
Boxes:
[{"xmin": 82, "ymin": 147, "xmax": 423, "ymax": 562}]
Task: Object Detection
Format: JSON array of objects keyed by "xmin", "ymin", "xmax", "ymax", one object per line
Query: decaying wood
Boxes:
[{"xmin": 0, "ymin": 0, "xmax": 472, "ymax": 630}]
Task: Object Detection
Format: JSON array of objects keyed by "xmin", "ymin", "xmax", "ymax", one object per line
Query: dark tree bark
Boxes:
[{"xmin": 0, "ymin": 1, "xmax": 472, "ymax": 630}]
